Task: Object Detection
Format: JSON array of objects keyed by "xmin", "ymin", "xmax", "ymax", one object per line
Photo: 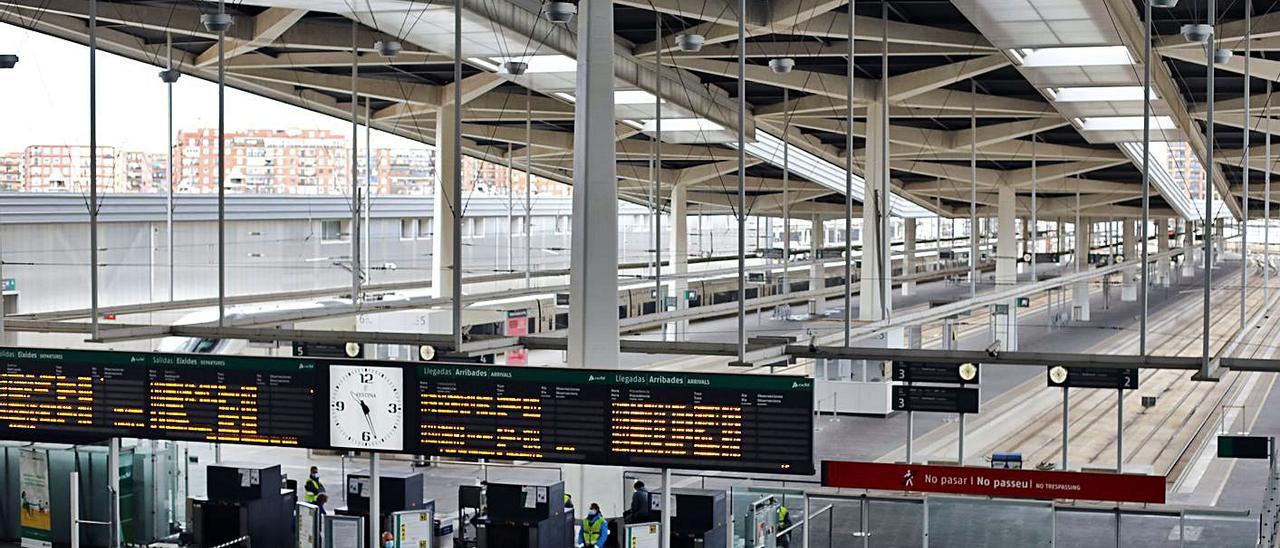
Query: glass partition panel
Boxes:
[
  {"xmin": 1181, "ymin": 510, "xmax": 1258, "ymax": 547},
  {"xmin": 868, "ymin": 497, "xmax": 924, "ymax": 547},
  {"xmin": 1055, "ymin": 508, "xmax": 1118, "ymax": 547},
  {"xmin": 1119, "ymin": 512, "xmax": 1180, "ymax": 547},
  {"xmin": 927, "ymin": 496, "xmax": 1051, "ymax": 548},
  {"xmin": 804, "ymin": 495, "xmax": 864, "ymax": 548}
]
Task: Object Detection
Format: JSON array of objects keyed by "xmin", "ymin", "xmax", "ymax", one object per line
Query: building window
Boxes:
[
  {"xmin": 417, "ymin": 217, "xmax": 432, "ymax": 239},
  {"xmin": 511, "ymin": 217, "xmax": 525, "ymax": 236},
  {"xmin": 401, "ymin": 219, "xmax": 416, "ymax": 240},
  {"xmin": 321, "ymin": 219, "xmax": 350, "ymax": 242},
  {"xmin": 555, "ymin": 215, "xmax": 570, "ymax": 234}
]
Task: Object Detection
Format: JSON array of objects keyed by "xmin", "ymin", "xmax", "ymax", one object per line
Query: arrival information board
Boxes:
[
  {"xmin": 416, "ymin": 364, "xmax": 814, "ymax": 474},
  {"xmin": 0, "ymin": 347, "xmax": 323, "ymax": 446}
]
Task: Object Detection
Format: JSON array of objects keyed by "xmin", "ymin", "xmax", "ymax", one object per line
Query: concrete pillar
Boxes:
[
  {"xmin": 1157, "ymin": 218, "xmax": 1171, "ymax": 287},
  {"xmin": 1074, "ymin": 219, "xmax": 1092, "ymax": 322},
  {"xmin": 859, "ymin": 96, "xmax": 890, "ymax": 320},
  {"xmin": 1215, "ymin": 217, "xmax": 1226, "ymax": 263},
  {"xmin": 431, "ymin": 107, "xmax": 458, "ymax": 299},
  {"xmin": 1121, "ymin": 219, "xmax": 1137, "ymax": 301},
  {"xmin": 810, "ymin": 216, "xmax": 825, "ymax": 315},
  {"xmin": 1184, "ymin": 219, "xmax": 1198, "ymax": 276},
  {"xmin": 670, "ymin": 183, "xmax": 689, "ymax": 337},
  {"xmin": 564, "ymin": 0, "xmax": 623, "ymax": 518},
  {"xmin": 902, "ymin": 218, "xmax": 917, "ymax": 296},
  {"xmin": 1018, "ymin": 216, "xmax": 1030, "ymax": 274},
  {"xmin": 1056, "ymin": 218, "xmax": 1066, "ymax": 261},
  {"xmin": 995, "ymin": 185, "xmax": 1018, "ymax": 350}
]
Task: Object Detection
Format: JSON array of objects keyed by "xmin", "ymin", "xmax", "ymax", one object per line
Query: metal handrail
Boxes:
[
  {"xmin": 776, "ymin": 504, "xmax": 832, "ymax": 539},
  {"xmin": 207, "ymin": 535, "xmax": 252, "ymax": 548}
]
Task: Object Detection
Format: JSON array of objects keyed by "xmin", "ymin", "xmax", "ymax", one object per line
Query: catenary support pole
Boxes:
[
  {"xmin": 1242, "ymin": 0, "xmax": 1252, "ymax": 332},
  {"xmin": 1062, "ymin": 387, "xmax": 1069, "ymax": 470},
  {"xmin": 166, "ymin": 33, "xmax": 175, "ymax": 302},
  {"xmin": 1141, "ymin": 0, "xmax": 1152, "ymax": 355},
  {"xmin": 365, "ymin": 97, "xmax": 372, "ymax": 283},
  {"xmin": 1117, "ymin": 388, "xmax": 1124, "ymax": 472},
  {"xmin": 1031, "ymin": 133, "xmax": 1038, "ymax": 283},
  {"xmin": 735, "ymin": 0, "xmax": 747, "ymax": 364},
  {"xmin": 783, "ymin": 86, "xmax": 791, "ymax": 295},
  {"xmin": 1267, "ymin": 80, "xmax": 1272, "ymax": 304},
  {"xmin": 525, "ymin": 85, "xmax": 533, "ymax": 287},
  {"xmin": 370, "ymin": 452, "xmax": 380, "ymax": 548},
  {"xmin": 351, "ymin": 19, "xmax": 361, "ymax": 304},
  {"xmin": 89, "ymin": 0, "xmax": 100, "ymax": 340},
  {"xmin": 661, "ymin": 468, "xmax": 672, "ymax": 548},
  {"xmin": 216, "ymin": 0, "xmax": 226, "ymax": 327},
  {"xmin": 880, "ymin": 2, "xmax": 891, "ymax": 321},
  {"xmin": 970, "ymin": 79, "xmax": 978, "ymax": 299},
  {"xmin": 452, "ymin": 0, "xmax": 463, "ymax": 350},
  {"xmin": 1203, "ymin": 0, "xmax": 1216, "ymax": 378},
  {"xmin": 654, "ymin": 13, "xmax": 663, "ymax": 328},
  {"xmin": 843, "ymin": 2, "xmax": 854, "ymax": 344}
]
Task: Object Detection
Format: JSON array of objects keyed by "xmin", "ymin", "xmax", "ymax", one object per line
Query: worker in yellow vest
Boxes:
[
  {"xmin": 304, "ymin": 466, "xmax": 325, "ymax": 504},
  {"xmin": 777, "ymin": 504, "xmax": 792, "ymax": 548},
  {"xmin": 578, "ymin": 502, "xmax": 609, "ymax": 548}
]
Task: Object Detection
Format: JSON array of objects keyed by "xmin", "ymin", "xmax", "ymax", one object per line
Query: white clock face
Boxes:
[{"xmin": 329, "ymin": 364, "xmax": 404, "ymax": 451}]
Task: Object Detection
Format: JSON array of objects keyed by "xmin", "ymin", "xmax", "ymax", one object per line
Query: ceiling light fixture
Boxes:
[
  {"xmin": 1151, "ymin": 0, "xmax": 1178, "ymax": 6},
  {"xmin": 1181, "ymin": 24, "xmax": 1212, "ymax": 43},
  {"xmin": 201, "ymin": 12, "xmax": 234, "ymax": 33},
  {"xmin": 158, "ymin": 68, "xmax": 181, "ymax": 83},
  {"xmin": 375, "ymin": 40, "xmax": 402, "ymax": 58},
  {"xmin": 0, "ymin": 55, "xmax": 17, "ymax": 69},
  {"xmin": 1213, "ymin": 48, "xmax": 1233, "ymax": 64},
  {"xmin": 769, "ymin": 58, "xmax": 795, "ymax": 74},
  {"xmin": 503, "ymin": 60, "xmax": 529, "ymax": 75},
  {"xmin": 676, "ymin": 34, "xmax": 706, "ymax": 53},
  {"xmin": 541, "ymin": 1, "xmax": 576, "ymax": 24}
]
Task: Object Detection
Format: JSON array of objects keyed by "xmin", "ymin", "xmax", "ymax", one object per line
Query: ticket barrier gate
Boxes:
[
  {"xmin": 644, "ymin": 488, "xmax": 728, "ymax": 548},
  {"xmin": 188, "ymin": 463, "xmax": 295, "ymax": 548},
  {"xmin": 746, "ymin": 495, "xmax": 781, "ymax": 548},
  {"xmin": 338, "ymin": 470, "xmax": 431, "ymax": 537},
  {"xmin": 454, "ymin": 480, "xmax": 573, "ymax": 548}
]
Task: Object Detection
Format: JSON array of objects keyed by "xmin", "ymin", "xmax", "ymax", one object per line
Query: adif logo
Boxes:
[
  {"xmin": 791, "ymin": 381, "xmax": 810, "ymax": 388},
  {"xmin": 588, "ymin": 375, "xmax": 606, "ymax": 382}
]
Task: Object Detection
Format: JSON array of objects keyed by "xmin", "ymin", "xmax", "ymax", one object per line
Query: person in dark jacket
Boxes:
[{"xmin": 627, "ymin": 481, "xmax": 653, "ymax": 523}]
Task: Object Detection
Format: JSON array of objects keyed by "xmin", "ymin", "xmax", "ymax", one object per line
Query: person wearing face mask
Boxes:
[
  {"xmin": 577, "ymin": 502, "xmax": 609, "ymax": 548},
  {"xmin": 304, "ymin": 466, "xmax": 325, "ymax": 504},
  {"xmin": 381, "ymin": 531, "xmax": 394, "ymax": 548}
]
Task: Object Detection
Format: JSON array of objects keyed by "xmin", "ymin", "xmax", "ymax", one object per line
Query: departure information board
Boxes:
[
  {"xmin": 148, "ymin": 354, "xmax": 319, "ymax": 446},
  {"xmin": 0, "ymin": 347, "xmax": 323, "ymax": 446},
  {"xmin": 416, "ymin": 364, "xmax": 814, "ymax": 474},
  {"xmin": 0, "ymin": 347, "xmax": 816, "ymax": 475}
]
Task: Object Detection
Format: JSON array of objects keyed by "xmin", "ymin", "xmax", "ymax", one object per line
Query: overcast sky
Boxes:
[{"xmin": 0, "ymin": 22, "xmax": 425, "ymax": 154}]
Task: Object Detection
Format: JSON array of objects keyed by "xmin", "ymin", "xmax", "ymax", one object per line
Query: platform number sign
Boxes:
[{"xmin": 1046, "ymin": 366, "xmax": 1139, "ymax": 390}]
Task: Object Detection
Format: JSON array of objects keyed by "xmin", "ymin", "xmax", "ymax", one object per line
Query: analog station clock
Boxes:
[{"xmin": 328, "ymin": 364, "xmax": 405, "ymax": 451}]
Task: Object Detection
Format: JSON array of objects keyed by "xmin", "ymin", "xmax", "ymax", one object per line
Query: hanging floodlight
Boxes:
[
  {"xmin": 1213, "ymin": 48, "xmax": 1234, "ymax": 64},
  {"xmin": 201, "ymin": 12, "xmax": 234, "ymax": 33},
  {"xmin": 1151, "ymin": 0, "xmax": 1178, "ymax": 7},
  {"xmin": 676, "ymin": 33, "xmax": 705, "ymax": 52},
  {"xmin": 375, "ymin": 40, "xmax": 402, "ymax": 58},
  {"xmin": 0, "ymin": 54, "xmax": 17, "ymax": 69},
  {"xmin": 769, "ymin": 58, "xmax": 795, "ymax": 74},
  {"xmin": 158, "ymin": 68, "xmax": 181, "ymax": 83},
  {"xmin": 1180, "ymin": 23, "xmax": 1212, "ymax": 43},
  {"xmin": 503, "ymin": 60, "xmax": 529, "ymax": 75},
  {"xmin": 541, "ymin": 1, "xmax": 576, "ymax": 24}
]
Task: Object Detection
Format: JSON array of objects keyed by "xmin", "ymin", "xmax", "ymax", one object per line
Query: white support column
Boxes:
[
  {"xmin": 860, "ymin": 96, "xmax": 890, "ymax": 320},
  {"xmin": 902, "ymin": 218, "xmax": 917, "ymax": 296},
  {"xmin": 1056, "ymin": 219, "xmax": 1066, "ymax": 261},
  {"xmin": 431, "ymin": 106, "xmax": 458, "ymax": 301},
  {"xmin": 1215, "ymin": 217, "xmax": 1226, "ymax": 264},
  {"xmin": 1074, "ymin": 219, "xmax": 1092, "ymax": 322},
  {"xmin": 1121, "ymin": 219, "xmax": 1137, "ymax": 302},
  {"xmin": 1158, "ymin": 218, "xmax": 1171, "ymax": 287},
  {"xmin": 670, "ymin": 183, "xmax": 689, "ymax": 338},
  {"xmin": 564, "ymin": 0, "xmax": 623, "ymax": 518},
  {"xmin": 1184, "ymin": 219, "xmax": 1198, "ymax": 276},
  {"xmin": 810, "ymin": 216, "xmax": 826, "ymax": 315},
  {"xmin": 995, "ymin": 185, "xmax": 1018, "ymax": 350}
]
